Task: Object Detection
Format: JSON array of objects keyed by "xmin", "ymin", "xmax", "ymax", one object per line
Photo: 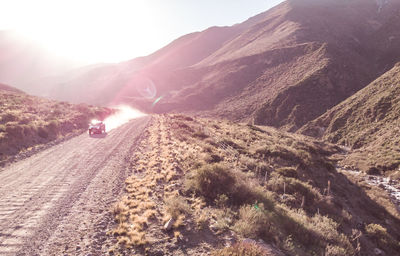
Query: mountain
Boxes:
[
  {"xmin": 300, "ymin": 63, "xmax": 400, "ymax": 174},
  {"xmin": 41, "ymin": 14, "xmax": 263, "ymax": 106},
  {"xmin": 37, "ymin": 0, "xmax": 400, "ymax": 131},
  {"xmin": 0, "ymin": 31, "xmax": 78, "ymax": 95}
]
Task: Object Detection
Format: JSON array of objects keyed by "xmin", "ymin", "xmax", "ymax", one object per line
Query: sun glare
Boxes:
[{"xmin": 1, "ymin": 0, "xmax": 166, "ymax": 63}]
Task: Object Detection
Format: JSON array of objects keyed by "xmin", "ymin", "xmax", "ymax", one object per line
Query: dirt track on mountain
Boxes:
[{"xmin": 0, "ymin": 116, "xmax": 150, "ymax": 255}]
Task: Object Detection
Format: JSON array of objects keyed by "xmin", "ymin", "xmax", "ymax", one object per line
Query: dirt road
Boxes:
[{"xmin": 0, "ymin": 116, "xmax": 150, "ymax": 255}]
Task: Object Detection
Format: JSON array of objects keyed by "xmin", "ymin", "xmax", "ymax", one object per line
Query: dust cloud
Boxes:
[{"xmin": 103, "ymin": 105, "xmax": 146, "ymax": 132}]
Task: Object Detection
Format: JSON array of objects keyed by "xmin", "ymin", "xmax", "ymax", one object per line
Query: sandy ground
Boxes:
[{"xmin": 0, "ymin": 116, "xmax": 150, "ymax": 256}]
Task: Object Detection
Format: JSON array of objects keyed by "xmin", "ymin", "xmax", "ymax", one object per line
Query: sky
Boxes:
[{"xmin": 0, "ymin": 0, "xmax": 284, "ymax": 64}]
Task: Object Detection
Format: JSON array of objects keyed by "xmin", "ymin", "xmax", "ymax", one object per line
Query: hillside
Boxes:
[
  {"xmin": 0, "ymin": 82, "xmax": 23, "ymax": 93},
  {"xmin": 39, "ymin": 0, "xmax": 400, "ymax": 132},
  {"xmin": 0, "ymin": 87, "xmax": 112, "ymax": 166},
  {"xmin": 110, "ymin": 115, "xmax": 400, "ymax": 255},
  {"xmin": 300, "ymin": 63, "xmax": 400, "ymax": 176}
]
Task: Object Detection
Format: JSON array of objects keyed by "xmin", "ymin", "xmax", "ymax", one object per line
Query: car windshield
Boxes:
[{"xmin": 90, "ymin": 122, "xmax": 102, "ymax": 127}]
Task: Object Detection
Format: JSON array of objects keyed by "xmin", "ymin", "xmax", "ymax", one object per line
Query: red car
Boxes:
[{"xmin": 89, "ymin": 120, "xmax": 106, "ymax": 135}]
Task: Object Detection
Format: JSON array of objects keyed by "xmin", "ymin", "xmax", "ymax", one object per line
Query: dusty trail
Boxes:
[{"xmin": 0, "ymin": 116, "xmax": 150, "ymax": 255}]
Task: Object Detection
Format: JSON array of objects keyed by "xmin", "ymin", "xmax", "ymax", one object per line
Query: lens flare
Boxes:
[{"xmin": 103, "ymin": 105, "xmax": 146, "ymax": 132}]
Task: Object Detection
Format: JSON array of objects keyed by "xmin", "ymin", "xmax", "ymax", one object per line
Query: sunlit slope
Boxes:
[
  {"xmin": 45, "ymin": 0, "xmax": 400, "ymax": 132},
  {"xmin": 0, "ymin": 86, "xmax": 112, "ymax": 165},
  {"xmin": 300, "ymin": 63, "xmax": 400, "ymax": 174}
]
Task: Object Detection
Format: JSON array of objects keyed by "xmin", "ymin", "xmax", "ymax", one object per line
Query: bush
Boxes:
[
  {"xmin": 276, "ymin": 167, "xmax": 298, "ymax": 178},
  {"xmin": 267, "ymin": 175, "xmax": 320, "ymax": 205},
  {"xmin": 212, "ymin": 241, "xmax": 274, "ymax": 256},
  {"xmin": 37, "ymin": 127, "xmax": 49, "ymax": 138},
  {"xmin": 365, "ymin": 223, "xmax": 400, "ymax": 252},
  {"xmin": 204, "ymin": 154, "xmax": 223, "ymax": 163},
  {"xmin": 5, "ymin": 124, "xmax": 24, "ymax": 139},
  {"xmin": 325, "ymin": 244, "xmax": 348, "ymax": 256},
  {"xmin": 186, "ymin": 164, "xmax": 235, "ymax": 201},
  {"xmin": 1, "ymin": 111, "xmax": 19, "ymax": 123},
  {"xmin": 164, "ymin": 195, "xmax": 190, "ymax": 219},
  {"xmin": 193, "ymin": 131, "xmax": 209, "ymax": 140},
  {"xmin": 186, "ymin": 164, "xmax": 273, "ymax": 207},
  {"xmin": 233, "ymin": 204, "xmax": 270, "ymax": 238}
]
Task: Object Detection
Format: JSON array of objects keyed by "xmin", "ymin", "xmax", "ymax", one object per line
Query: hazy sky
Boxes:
[{"xmin": 0, "ymin": 0, "xmax": 284, "ymax": 64}]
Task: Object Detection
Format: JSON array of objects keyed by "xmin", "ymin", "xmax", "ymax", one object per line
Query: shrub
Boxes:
[
  {"xmin": 241, "ymin": 156, "xmax": 257, "ymax": 172},
  {"xmin": 267, "ymin": 175, "xmax": 320, "ymax": 205},
  {"xmin": 233, "ymin": 204, "xmax": 270, "ymax": 238},
  {"xmin": 1, "ymin": 111, "xmax": 19, "ymax": 123},
  {"xmin": 172, "ymin": 114, "xmax": 193, "ymax": 121},
  {"xmin": 212, "ymin": 241, "xmax": 274, "ymax": 256},
  {"xmin": 5, "ymin": 124, "xmax": 24, "ymax": 139},
  {"xmin": 37, "ymin": 126, "xmax": 49, "ymax": 139},
  {"xmin": 204, "ymin": 154, "xmax": 223, "ymax": 163},
  {"xmin": 276, "ymin": 167, "xmax": 298, "ymax": 178},
  {"xmin": 365, "ymin": 223, "xmax": 400, "ymax": 251},
  {"xmin": 185, "ymin": 164, "xmax": 235, "ymax": 201},
  {"xmin": 193, "ymin": 131, "xmax": 209, "ymax": 140},
  {"xmin": 164, "ymin": 195, "xmax": 190, "ymax": 219},
  {"xmin": 325, "ymin": 244, "xmax": 348, "ymax": 256},
  {"xmin": 185, "ymin": 164, "xmax": 274, "ymax": 207},
  {"xmin": 212, "ymin": 208, "xmax": 234, "ymax": 232}
]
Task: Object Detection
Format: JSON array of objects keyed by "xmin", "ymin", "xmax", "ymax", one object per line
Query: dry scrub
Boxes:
[
  {"xmin": 0, "ymin": 89, "xmax": 111, "ymax": 165},
  {"xmin": 111, "ymin": 114, "xmax": 400, "ymax": 255}
]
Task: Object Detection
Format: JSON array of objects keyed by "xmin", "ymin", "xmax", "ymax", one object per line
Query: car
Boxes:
[{"xmin": 89, "ymin": 120, "xmax": 106, "ymax": 135}]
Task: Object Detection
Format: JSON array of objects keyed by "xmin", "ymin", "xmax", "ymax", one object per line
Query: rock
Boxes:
[
  {"xmin": 210, "ymin": 223, "xmax": 218, "ymax": 232},
  {"xmin": 374, "ymin": 248, "xmax": 385, "ymax": 255},
  {"xmin": 164, "ymin": 218, "xmax": 175, "ymax": 231}
]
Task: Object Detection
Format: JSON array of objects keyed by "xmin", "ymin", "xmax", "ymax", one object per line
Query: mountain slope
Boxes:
[
  {"xmin": 0, "ymin": 83, "xmax": 23, "ymax": 93},
  {"xmin": 300, "ymin": 63, "xmax": 400, "ymax": 174},
  {"xmin": 111, "ymin": 115, "xmax": 400, "ymax": 255},
  {"xmin": 41, "ymin": 0, "xmax": 400, "ymax": 131}
]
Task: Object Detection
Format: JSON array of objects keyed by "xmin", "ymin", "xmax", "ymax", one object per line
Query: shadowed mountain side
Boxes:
[{"xmin": 299, "ymin": 63, "xmax": 400, "ymax": 174}]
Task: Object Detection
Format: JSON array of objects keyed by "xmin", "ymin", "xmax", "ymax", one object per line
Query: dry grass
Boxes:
[{"xmin": 111, "ymin": 114, "xmax": 400, "ymax": 256}]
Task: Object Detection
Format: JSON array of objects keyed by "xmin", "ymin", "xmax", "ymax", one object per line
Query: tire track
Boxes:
[{"xmin": 0, "ymin": 116, "xmax": 150, "ymax": 255}]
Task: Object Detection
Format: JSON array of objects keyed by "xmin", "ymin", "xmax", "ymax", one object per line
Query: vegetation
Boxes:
[
  {"xmin": 111, "ymin": 114, "xmax": 400, "ymax": 255},
  {"xmin": 0, "ymin": 89, "xmax": 111, "ymax": 165}
]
